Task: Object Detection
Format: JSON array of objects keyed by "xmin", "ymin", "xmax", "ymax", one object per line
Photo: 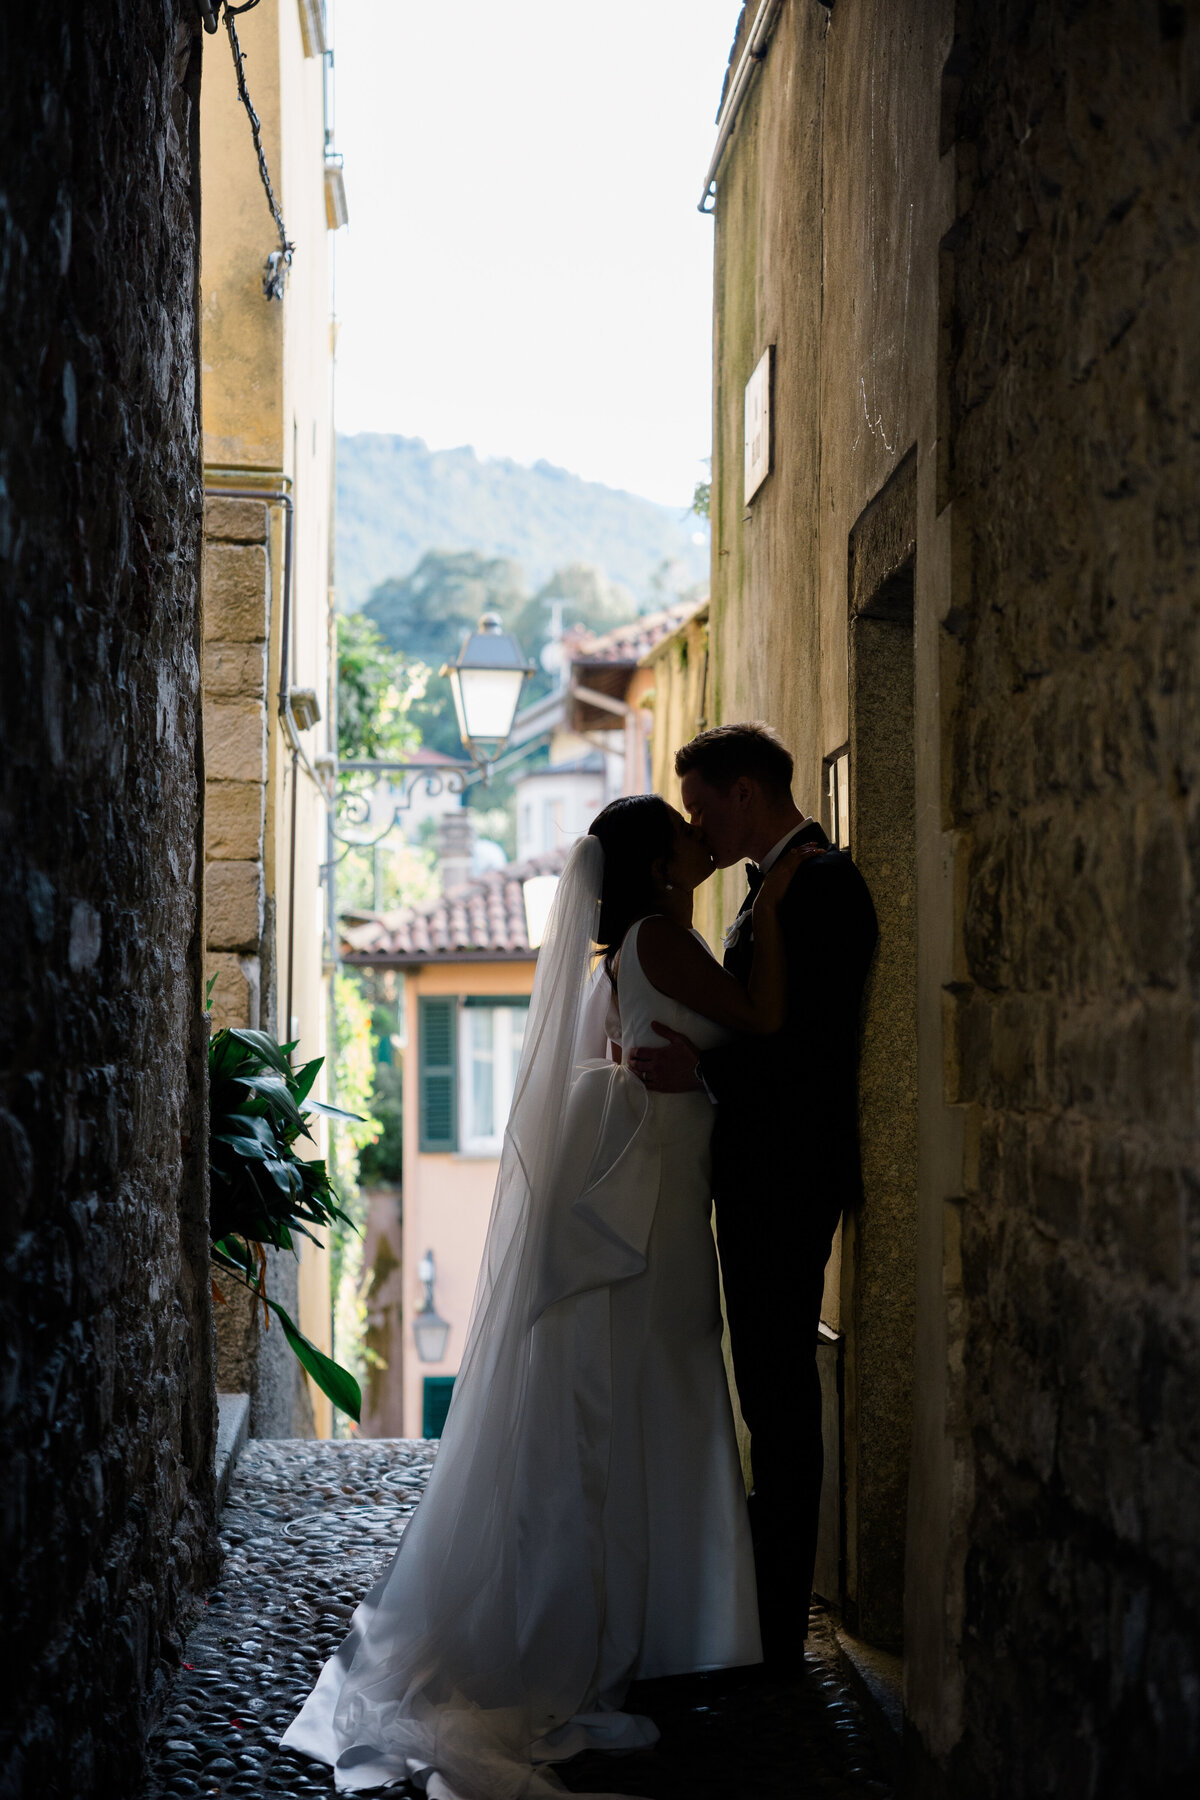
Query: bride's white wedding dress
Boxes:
[{"xmin": 281, "ymin": 839, "xmax": 759, "ymax": 1798}]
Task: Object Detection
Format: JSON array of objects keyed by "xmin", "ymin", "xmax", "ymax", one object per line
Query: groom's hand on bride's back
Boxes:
[{"xmin": 627, "ymin": 1025, "xmax": 703, "ymax": 1093}]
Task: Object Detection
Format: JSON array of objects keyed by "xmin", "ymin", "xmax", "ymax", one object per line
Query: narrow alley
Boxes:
[
  {"xmin": 6, "ymin": 4, "xmax": 1200, "ymax": 1796},
  {"xmin": 145, "ymin": 1440, "xmax": 894, "ymax": 1800}
]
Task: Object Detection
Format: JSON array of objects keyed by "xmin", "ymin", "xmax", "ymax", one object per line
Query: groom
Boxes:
[{"xmin": 627, "ymin": 723, "xmax": 877, "ymax": 1667}]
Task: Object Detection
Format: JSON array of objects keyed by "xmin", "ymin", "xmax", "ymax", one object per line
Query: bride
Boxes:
[{"xmin": 282, "ymin": 794, "xmax": 806, "ymax": 1799}]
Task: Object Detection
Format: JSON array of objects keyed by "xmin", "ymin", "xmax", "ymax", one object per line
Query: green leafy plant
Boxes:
[
  {"xmin": 336, "ymin": 609, "xmax": 425, "ymax": 765},
  {"xmin": 208, "ymin": 1025, "xmax": 364, "ymax": 1421},
  {"xmin": 326, "ymin": 972, "xmax": 384, "ymax": 1430},
  {"xmin": 359, "ymin": 1058, "xmax": 403, "ymax": 1188}
]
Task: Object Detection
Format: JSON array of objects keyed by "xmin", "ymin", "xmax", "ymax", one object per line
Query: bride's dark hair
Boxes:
[{"xmin": 588, "ymin": 794, "xmax": 677, "ymax": 982}]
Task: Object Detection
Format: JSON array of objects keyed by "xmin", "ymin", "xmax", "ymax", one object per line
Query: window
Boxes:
[
  {"xmin": 459, "ymin": 999, "xmax": 527, "ymax": 1155},
  {"xmin": 418, "ymin": 995, "xmax": 529, "ymax": 1156}
]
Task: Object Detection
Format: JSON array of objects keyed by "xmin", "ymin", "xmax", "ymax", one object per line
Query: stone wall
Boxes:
[
  {"xmin": 0, "ymin": 5, "xmax": 217, "ymax": 1796},
  {"xmin": 939, "ymin": 1, "xmax": 1200, "ymax": 1787},
  {"xmin": 708, "ymin": 0, "xmax": 1200, "ymax": 1786},
  {"xmin": 202, "ymin": 493, "xmax": 314, "ymax": 1439},
  {"xmin": 846, "ymin": 453, "xmax": 919, "ymax": 1651},
  {"xmin": 204, "ymin": 497, "xmax": 271, "ymax": 1035}
]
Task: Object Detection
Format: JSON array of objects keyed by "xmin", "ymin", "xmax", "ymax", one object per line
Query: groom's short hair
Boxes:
[{"xmin": 675, "ymin": 722, "xmax": 794, "ymax": 798}]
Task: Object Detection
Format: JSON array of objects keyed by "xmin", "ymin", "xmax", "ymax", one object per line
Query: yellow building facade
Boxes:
[
  {"xmin": 639, "ymin": 601, "xmax": 715, "ymax": 926},
  {"xmin": 200, "ymin": 0, "xmax": 342, "ymax": 1437}
]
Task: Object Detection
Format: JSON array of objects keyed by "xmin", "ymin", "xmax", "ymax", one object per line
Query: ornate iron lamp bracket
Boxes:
[{"xmin": 330, "ymin": 758, "xmax": 476, "ymax": 864}]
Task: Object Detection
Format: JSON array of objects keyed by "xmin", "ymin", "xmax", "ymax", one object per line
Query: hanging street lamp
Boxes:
[
  {"xmin": 329, "ymin": 613, "xmax": 537, "ymax": 963},
  {"xmin": 412, "ymin": 1249, "xmax": 452, "ymax": 1365},
  {"xmin": 441, "ymin": 613, "xmax": 536, "ymax": 778}
]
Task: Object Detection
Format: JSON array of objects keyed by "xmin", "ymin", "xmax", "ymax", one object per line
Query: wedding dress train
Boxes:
[{"xmin": 281, "ymin": 839, "xmax": 759, "ymax": 1797}]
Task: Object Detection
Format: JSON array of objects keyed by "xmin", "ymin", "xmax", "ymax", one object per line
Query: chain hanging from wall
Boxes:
[{"xmin": 197, "ymin": 0, "xmax": 295, "ymax": 300}]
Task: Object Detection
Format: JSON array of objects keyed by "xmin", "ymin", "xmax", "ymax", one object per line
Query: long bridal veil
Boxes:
[{"xmin": 285, "ymin": 834, "xmax": 661, "ymax": 1797}]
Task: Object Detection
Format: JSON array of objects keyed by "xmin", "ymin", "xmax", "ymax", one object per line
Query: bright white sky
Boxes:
[{"xmin": 330, "ymin": 0, "xmax": 741, "ymax": 508}]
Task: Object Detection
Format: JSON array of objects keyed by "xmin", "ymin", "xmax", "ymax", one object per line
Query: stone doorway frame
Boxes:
[{"xmin": 839, "ymin": 446, "xmax": 920, "ymax": 1652}]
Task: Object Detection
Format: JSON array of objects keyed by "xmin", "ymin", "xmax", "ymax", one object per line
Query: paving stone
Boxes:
[{"xmin": 143, "ymin": 1439, "xmax": 892, "ymax": 1798}]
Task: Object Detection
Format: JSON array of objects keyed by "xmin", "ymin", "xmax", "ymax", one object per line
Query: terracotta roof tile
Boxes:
[
  {"xmin": 567, "ymin": 599, "xmax": 701, "ymax": 667},
  {"xmin": 341, "ymin": 847, "xmax": 570, "ymax": 963}
]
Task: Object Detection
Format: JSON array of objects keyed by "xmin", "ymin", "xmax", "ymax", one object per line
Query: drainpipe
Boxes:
[
  {"xmin": 698, "ymin": 0, "xmax": 787, "ymax": 213},
  {"xmin": 286, "ymin": 744, "xmax": 299, "ymax": 1039}
]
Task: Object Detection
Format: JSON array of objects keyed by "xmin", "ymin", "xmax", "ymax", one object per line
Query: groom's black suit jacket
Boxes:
[
  {"xmin": 698, "ymin": 821, "xmax": 878, "ymax": 1238},
  {"xmin": 697, "ymin": 821, "xmax": 876, "ymax": 1638}
]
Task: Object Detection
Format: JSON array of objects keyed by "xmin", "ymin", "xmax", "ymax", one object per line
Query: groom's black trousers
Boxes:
[
  {"xmin": 715, "ymin": 1165, "xmax": 841, "ymax": 1659},
  {"xmin": 698, "ymin": 838, "xmax": 877, "ymax": 1659}
]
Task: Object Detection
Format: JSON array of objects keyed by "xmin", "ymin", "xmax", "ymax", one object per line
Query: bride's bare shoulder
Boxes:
[{"xmin": 634, "ymin": 913, "xmax": 707, "ymax": 982}]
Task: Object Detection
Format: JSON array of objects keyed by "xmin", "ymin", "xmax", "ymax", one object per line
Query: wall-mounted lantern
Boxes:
[
  {"xmin": 441, "ymin": 614, "xmax": 535, "ymax": 776},
  {"xmin": 412, "ymin": 1249, "xmax": 451, "ymax": 1364}
]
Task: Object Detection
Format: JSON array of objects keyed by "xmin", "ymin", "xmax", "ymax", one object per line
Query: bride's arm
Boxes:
[{"xmin": 636, "ymin": 849, "xmax": 805, "ymax": 1036}]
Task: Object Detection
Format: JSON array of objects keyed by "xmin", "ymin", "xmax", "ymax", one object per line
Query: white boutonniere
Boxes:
[{"xmin": 722, "ymin": 908, "xmax": 752, "ymax": 952}]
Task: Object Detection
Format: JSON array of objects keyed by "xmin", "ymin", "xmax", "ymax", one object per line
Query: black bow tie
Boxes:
[{"xmin": 744, "ymin": 825, "xmax": 828, "ymax": 902}]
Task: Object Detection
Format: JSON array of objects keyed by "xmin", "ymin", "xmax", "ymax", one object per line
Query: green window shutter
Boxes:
[{"xmin": 419, "ymin": 996, "xmax": 458, "ymax": 1152}]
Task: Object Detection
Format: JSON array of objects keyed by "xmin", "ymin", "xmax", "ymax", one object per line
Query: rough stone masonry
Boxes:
[
  {"xmin": 943, "ymin": 2, "xmax": 1200, "ymax": 1789},
  {"xmin": 203, "ymin": 496, "xmax": 270, "ymax": 1036},
  {"xmin": 0, "ymin": 5, "xmax": 217, "ymax": 1795},
  {"xmin": 202, "ymin": 493, "xmax": 312, "ymax": 1440}
]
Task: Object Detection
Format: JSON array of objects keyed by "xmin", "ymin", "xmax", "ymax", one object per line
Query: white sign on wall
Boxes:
[{"xmin": 744, "ymin": 345, "xmax": 773, "ymax": 503}]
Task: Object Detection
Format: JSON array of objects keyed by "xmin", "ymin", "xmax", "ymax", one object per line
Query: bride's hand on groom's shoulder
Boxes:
[{"xmin": 753, "ymin": 841, "xmax": 828, "ymax": 913}]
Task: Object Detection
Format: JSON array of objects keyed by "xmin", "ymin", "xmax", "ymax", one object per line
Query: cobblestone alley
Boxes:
[{"xmin": 143, "ymin": 1441, "xmax": 894, "ymax": 1800}]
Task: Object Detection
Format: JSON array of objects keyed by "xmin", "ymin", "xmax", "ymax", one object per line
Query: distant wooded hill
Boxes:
[{"xmin": 335, "ymin": 434, "xmax": 709, "ymax": 611}]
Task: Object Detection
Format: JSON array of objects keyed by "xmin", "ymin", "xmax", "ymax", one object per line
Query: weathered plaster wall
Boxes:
[
  {"xmin": 646, "ymin": 604, "xmax": 729, "ymax": 963},
  {"xmin": 199, "ymin": 1, "xmax": 284, "ymax": 470},
  {"xmin": 712, "ymin": 0, "xmax": 1200, "ymax": 1787},
  {"xmin": 710, "ymin": 0, "xmax": 826, "ymax": 933},
  {"xmin": 644, "ymin": 607, "xmax": 711, "ymax": 812},
  {"xmin": 936, "ymin": 2, "xmax": 1200, "ymax": 1787},
  {"xmin": 709, "ymin": 0, "xmax": 950, "ymax": 1653},
  {"xmin": 0, "ymin": 6, "xmax": 217, "ymax": 1793}
]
